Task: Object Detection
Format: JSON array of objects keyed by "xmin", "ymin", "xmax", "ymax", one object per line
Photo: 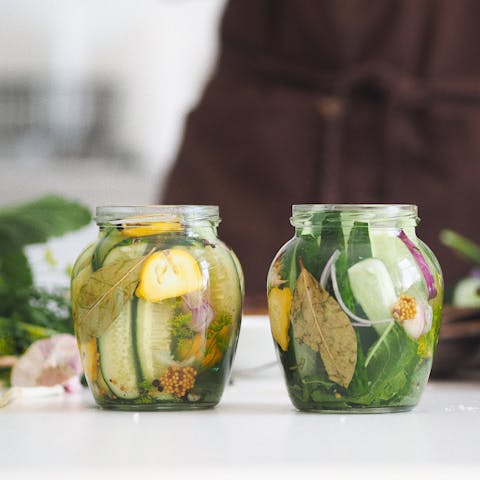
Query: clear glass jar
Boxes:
[
  {"xmin": 72, "ymin": 205, "xmax": 243, "ymax": 410},
  {"xmin": 267, "ymin": 204, "xmax": 443, "ymax": 413}
]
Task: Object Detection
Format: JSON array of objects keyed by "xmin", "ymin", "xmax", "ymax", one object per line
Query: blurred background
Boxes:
[
  {"xmin": 1, "ymin": 0, "xmax": 480, "ymax": 307},
  {"xmin": 0, "ymin": 0, "xmax": 226, "ymax": 208}
]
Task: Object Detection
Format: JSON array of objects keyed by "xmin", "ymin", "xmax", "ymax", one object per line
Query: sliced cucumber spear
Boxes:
[
  {"xmin": 99, "ymin": 303, "xmax": 139, "ymax": 399},
  {"xmin": 96, "ymin": 241, "xmax": 149, "ymax": 399},
  {"xmin": 348, "ymin": 258, "xmax": 397, "ymax": 334},
  {"xmin": 135, "ymin": 299, "xmax": 174, "ymax": 383},
  {"xmin": 370, "ymin": 231, "xmax": 422, "ymax": 294}
]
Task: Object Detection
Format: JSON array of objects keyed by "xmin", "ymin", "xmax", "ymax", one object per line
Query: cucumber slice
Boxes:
[
  {"xmin": 201, "ymin": 244, "xmax": 242, "ymax": 318},
  {"xmin": 103, "ymin": 242, "xmax": 148, "ymax": 264},
  {"xmin": 92, "ymin": 228, "xmax": 125, "ymax": 270},
  {"xmin": 71, "ymin": 263, "xmax": 93, "ymax": 322},
  {"xmin": 348, "ymin": 258, "xmax": 397, "ymax": 333},
  {"xmin": 84, "ymin": 230, "xmax": 150, "ymax": 400},
  {"xmin": 98, "ymin": 303, "xmax": 139, "ymax": 399},
  {"xmin": 229, "ymin": 247, "xmax": 245, "ymax": 299},
  {"xmin": 135, "ymin": 299, "xmax": 174, "ymax": 383},
  {"xmin": 96, "ymin": 239, "xmax": 146, "ymax": 399},
  {"xmin": 72, "ymin": 243, "xmax": 95, "ymax": 279},
  {"xmin": 370, "ymin": 231, "xmax": 423, "ymax": 294}
]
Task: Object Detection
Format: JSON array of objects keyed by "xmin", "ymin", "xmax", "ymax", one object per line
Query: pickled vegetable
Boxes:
[
  {"xmin": 268, "ymin": 206, "xmax": 442, "ymax": 412},
  {"xmin": 72, "ymin": 212, "xmax": 243, "ymax": 410},
  {"xmin": 136, "ymin": 249, "xmax": 204, "ymax": 302},
  {"xmin": 267, "ymin": 287, "xmax": 292, "ymax": 351}
]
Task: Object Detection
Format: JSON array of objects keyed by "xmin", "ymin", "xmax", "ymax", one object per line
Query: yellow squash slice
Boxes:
[
  {"xmin": 268, "ymin": 287, "xmax": 292, "ymax": 351},
  {"xmin": 121, "ymin": 221, "xmax": 183, "ymax": 237},
  {"xmin": 136, "ymin": 249, "xmax": 204, "ymax": 302}
]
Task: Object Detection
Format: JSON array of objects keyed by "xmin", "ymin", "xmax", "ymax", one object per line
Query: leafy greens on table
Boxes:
[{"xmin": 0, "ymin": 195, "xmax": 91, "ymax": 384}]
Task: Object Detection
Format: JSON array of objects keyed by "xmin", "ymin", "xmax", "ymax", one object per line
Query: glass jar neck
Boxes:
[
  {"xmin": 95, "ymin": 205, "xmax": 220, "ymax": 231},
  {"xmin": 291, "ymin": 204, "xmax": 418, "ymax": 234}
]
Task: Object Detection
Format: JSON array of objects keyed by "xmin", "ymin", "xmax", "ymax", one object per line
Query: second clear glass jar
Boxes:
[
  {"xmin": 267, "ymin": 204, "xmax": 443, "ymax": 413},
  {"xmin": 72, "ymin": 205, "xmax": 243, "ymax": 410}
]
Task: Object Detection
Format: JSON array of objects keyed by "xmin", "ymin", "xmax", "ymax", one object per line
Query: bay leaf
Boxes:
[
  {"xmin": 75, "ymin": 251, "xmax": 153, "ymax": 337},
  {"xmin": 290, "ymin": 262, "xmax": 357, "ymax": 388}
]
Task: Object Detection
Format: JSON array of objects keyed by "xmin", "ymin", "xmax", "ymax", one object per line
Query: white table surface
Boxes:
[
  {"xmin": 1, "ymin": 371, "xmax": 480, "ymax": 480},
  {"xmin": 2, "ymin": 315, "xmax": 480, "ymax": 479}
]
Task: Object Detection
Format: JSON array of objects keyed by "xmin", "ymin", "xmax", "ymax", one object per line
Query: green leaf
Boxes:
[
  {"xmin": 303, "ymin": 376, "xmax": 337, "ymax": 404},
  {"xmin": 345, "ymin": 331, "xmax": 368, "ymax": 397},
  {"xmin": 19, "ymin": 289, "xmax": 72, "ymax": 331},
  {"xmin": 364, "ymin": 321, "xmax": 419, "ymax": 402},
  {"xmin": 347, "ymin": 221, "xmax": 372, "ymax": 265},
  {"xmin": 338, "ymin": 221, "xmax": 372, "ymax": 315},
  {"xmin": 0, "ymin": 195, "xmax": 91, "ymax": 362},
  {"xmin": 75, "ymin": 251, "xmax": 154, "ymax": 338},
  {"xmin": 286, "ymin": 212, "xmax": 345, "ymax": 291},
  {"xmin": 296, "ymin": 235, "xmax": 322, "ymax": 280},
  {"xmin": 0, "ymin": 194, "xmax": 91, "ymax": 253},
  {"xmin": 291, "ymin": 262, "xmax": 357, "ymax": 388},
  {"xmin": 0, "ymin": 316, "xmax": 16, "ymax": 355},
  {"xmin": 0, "ymin": 249, "xmax": 33, "ymax": 290},
  {"xmin": 319, "ymin": 213, "xmax": 345, "ymax": 270},
  {"xmin": 334, "ymin": 251, "xmax": 356, "ymax": 311},
  {"xmin": 396, "ymin": 358, "xmax": 431, "ymax": 406},
  {"xmin": 293, "ymin": 339, "xmax": 319, "ymax": 378},
  {"xmin": 310, "ymin": 390, "xmax": 349, "ymax": 408},
  {"xmin": 4, "ymin": 289, "xmax": 72, "ymax": 354}
]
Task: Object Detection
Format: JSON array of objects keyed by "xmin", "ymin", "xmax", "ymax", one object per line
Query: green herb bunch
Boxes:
[{"xmin": 0, "ymin": 195, "xmax": 91, "ymax": 384}]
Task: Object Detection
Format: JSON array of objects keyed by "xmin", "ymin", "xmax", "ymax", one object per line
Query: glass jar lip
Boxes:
[
  {"xmin": 291, "ymin": 204, "xmax": 419, "ymax": 226},
  {"xmin": 95, "ymin": 205, "xmax": 220, "ymax": 226},
  {"xmin": 293, "ymin": 204, "xmax": 417, "ymax": 215}
]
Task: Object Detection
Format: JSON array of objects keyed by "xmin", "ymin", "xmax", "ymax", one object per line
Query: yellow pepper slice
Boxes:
[
  {"xmin": 176, "ymin": 333, "xmax": 205, "ymax": 363},
  {"xmin": 79, "ymin": 338, "xmax": 99, "ymax": 383},
  {"xmin": 121, "ymin": 221, "xmax": 183, "ymax": 238},
  {"xmin": 268, "ymin": 287, "xmax": 292, "ymax": 351},
  {"xmin": 136, "ymin": 249, "xmax": 204, "ymax": 302}
]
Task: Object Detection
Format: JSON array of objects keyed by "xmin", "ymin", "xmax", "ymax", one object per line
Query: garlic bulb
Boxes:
[{"xmin": 11, "ymin": 334, "xmax": 82, "ymax": 389}]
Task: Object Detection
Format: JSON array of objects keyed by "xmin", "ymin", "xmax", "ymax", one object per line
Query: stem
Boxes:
[
  {"xmin": 16, "ymin": 322, "xmax": 60, "ymax": 338},
  {"xmin": 440, "ymin": 229, "xmax": 480, "ymax": 264},
  {"xmin": 0, "ymin": 356, "xmax": 17, "ymax": 368},
  {"xmin": 365, "ymin": 321, "xmax": 395, "ymax": 367},
  {"xmin": 301, "ymin": 379, "xmax": 333, "ymax": 386}
]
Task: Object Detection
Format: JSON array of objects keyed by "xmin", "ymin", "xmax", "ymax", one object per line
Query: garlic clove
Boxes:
[{"xmin": 11, "ymin": 334, "xmax": 82, "ymax": 388}]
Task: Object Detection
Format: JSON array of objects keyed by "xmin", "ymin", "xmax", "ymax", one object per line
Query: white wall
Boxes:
[{"xmin": 0, "ymin": 0, "xmax": 227, "ymax": 207}]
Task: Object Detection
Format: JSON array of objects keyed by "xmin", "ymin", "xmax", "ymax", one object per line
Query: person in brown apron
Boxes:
[{"xmin": 162, "ymin": 0, "xmax": 480, "ymax": 310}]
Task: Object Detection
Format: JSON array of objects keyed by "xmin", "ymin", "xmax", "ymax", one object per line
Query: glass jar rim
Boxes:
[
  {"xmin": 291, "ymin": 204, "xmax": 418, "ymax": 226},
  {"xmin": 95, "ymin": 205, "xmax": 220, "ymax": 226}
]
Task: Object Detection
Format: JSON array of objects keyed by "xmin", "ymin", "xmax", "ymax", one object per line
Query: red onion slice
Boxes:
[{"xmin": 398, "ymin": 230, "xmax": 437, "ymax": 299}]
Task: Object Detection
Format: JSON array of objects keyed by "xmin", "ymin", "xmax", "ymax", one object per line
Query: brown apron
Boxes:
[{"xmin": 162, "ymin": 0, "xmax": 480, "ymax": 307}]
